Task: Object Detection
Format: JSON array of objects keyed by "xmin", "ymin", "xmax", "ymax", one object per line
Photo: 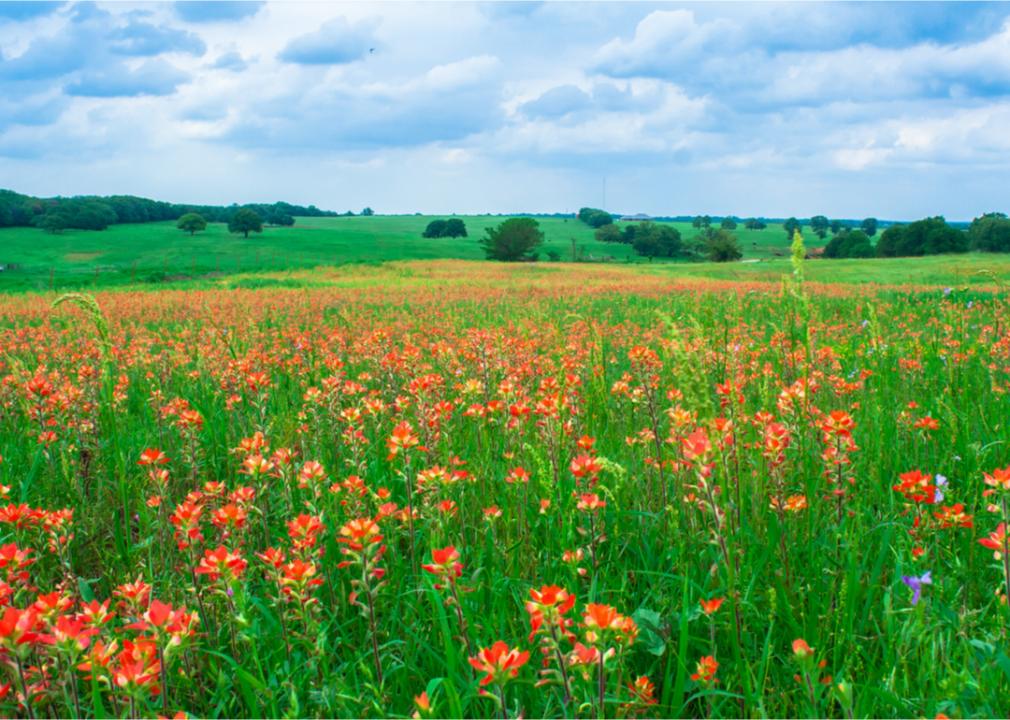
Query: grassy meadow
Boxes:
[
  {"xmin": 0, "ymin": 259, "xmax": 1009, "ymax": 717},
  {"xmin": 0, "ymin": 215, "xmax": 808, "ymax": 291},
  {"xmin": 1, "ymin": 219, "xmax": 1010, "ymax": 718}
]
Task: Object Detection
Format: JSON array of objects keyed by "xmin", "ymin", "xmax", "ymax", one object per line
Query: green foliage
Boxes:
[
  {"xmin": 479, "ymin": 217, "xmax": 544, "ymax": 261},
  {"xmin": 266, "ymin": 212, "xmax": 295, "ymax": 227},
  {"xmin": 32, "ymin": 199, "xmax": 117, "ymax": 232},
  {"xmin": 37, "ymin": 213, "xmax": 67, "ymax": 234},
  {"xmin": 810, "ymin": 215, "xmax": 830, "ymax": 239},
  {"xmin": 744, "ymin": 218, "xmax": 767, "ymax": 230},
  {"xmin": 176, "ymin": 213, "xmax": 208, "ymax": 236},
  {"xmin": 423, "ymin": 220, "xmax": 447, "ymax": 238},
  {"xmin": 228, "ymin": 208, "xmax": 263, "ymax": 239},
  {"xmin": 876, "ymin": 216, "xmax": 968, "ymax": 257},
  {"xmin": 783, "ymin": 217, "xmax": 802, "ymax": 239},
  {"xmin": 969, "ymin": 212, "xmax": 1010, "ymax": 252},
  {"xmin": 577, "ymin": 207, "xmax": 613, "ymax": 228},
  {"xmin": 361, "ymin": 207, "xmax": 375, "ymax": 216},
  {"xmin": 704, "ymin": 228, "xmax": 743, "ymax": 262},
  {"xmin": 692, "ymin": 215, "xmax": 712, "ymax": 228},
  {"xmin": 631, "ymin": 222, "xmax": 685, "ymax": 259},
  {"xmin": 720, "ymin": 218, "xmax": 738, "ymax": 230},
  {"xmin": 594, "ymin": 224, "xmax": 623, "ymax": 243},
  {"xmin": 861, "ymin": 217, "xmax": 878, "ymax": 237},
  {"xmin": 824, "ymin": 229, "xmax": 874, "ymax": 258},
  {"xmin": 423, "ymin": 218, "xmax": 468, "ymax": 239}
]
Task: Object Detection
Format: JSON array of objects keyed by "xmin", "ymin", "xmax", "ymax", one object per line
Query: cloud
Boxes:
[
  {"xmin": 173, "ymin": 2, "xmax": 263, "ymax": 23},
  {"xmin": 65, "ymin": 60, "xmax": 190, "ymax": 97},
  {"xmin": 109, "ymin": 21, "xmax": 206, "ymax": 56},
  {"xmin": 0, "ymin": 1, "xmax": 64, "ymax": 21},
  {"xmin": 0, "ymin": 92, "xmax": 67, "ymax": 130},
  {"xmin": 279, "ymin": 17, "xmax": 377, "ymax": 65},
  {"xmin": 520, "ymin": 85, "xmax": 592, "ymax": 119},
  {"xmin": 212, "ymin": 51, "xmax": 248, "ymax": 72},
  {"xmin": 226, "ymin": 55, "xmax": 504, "ymax": 150},
  {"xmin": 0, "ymin": 29, "xmax": 92, "ymax": 81},
  {"xmin": 0, "ymin": 2, "xmax": 64, "ymax": 21},
  {"xmin": 593, "ymin": 8, "xmax": 1010, "ymax": 109}
]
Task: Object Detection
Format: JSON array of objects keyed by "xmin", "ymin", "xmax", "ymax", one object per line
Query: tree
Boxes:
[
  {"xmin": 704, "ymin": 229, "xmax": 743, "ymax": 262},
  {"xmin": 177, "ymin": 212, "xmax": 207, "ymax": 236},
  {"xmin": 860, "ymin": 217, "xmax": 878, "ymax": 237},
  {"xmin": 876, "ymin": 217, "xmax": 967, "ymax": 257},
  {"xmin": 228, "ymin": 208, "xmax": 263, "ymax": 238},
  {"xmin": 630, "ymin": 222, "xmax": 683, "ymax": 260},
  {"xmin": 595, "ymin": 224, "xmax": 623, "ymax": 243},
  {"xmin": 361, "ymin": 207, "xmax": 375, "ymax": 216},
  {"xmin": 720, "ymin": 218, "xmax": 737, "ymax": 230},
  {"xmin": 969, "ymin": 212, "xmax": 1010, "ymax": 252},
  {"xmin": 875, "ymin": 225, "xmax": 904, "ymax": 257},
  {"xmin": 783, "ymin": 217, "xmax": 802, "ymax": 239},
  {"xmin": 423, "ymin": 219, "xmax": 448, "ymax": 238},
  {"xmin": 829, "ymin": 219, "xmax": 843, "ymax": 235},
  {"xmin": 479, "ymin": 218, "xmax": 544, "ymax": 261},
  {"xmin": 744, "ymin": 218, "xmax": 767, "ymax": 230},
  {"xmin": 37, "ymin": 213, "xmax": 66, "ymax": 234},
  {"xmin": 423, "ymin": 218, "xmax": 468, "ymax": 238},
  {"xmin": 824, "ymin": 229, "xmax": 874, "ymax": 258},
  {"xmin": 267, "ymin": 212, "xmax": 294, "ymax": 226},
  {"xmin": 577, "ymin": 207, "xmax": 613, "ymax": 228},
  {"xmin": 444, "ymin": 218, "xmax": 467, "ymax": 238},
  {"xmin": 810, "ymin": 215, "xmax": 830, "ymax": 239}
]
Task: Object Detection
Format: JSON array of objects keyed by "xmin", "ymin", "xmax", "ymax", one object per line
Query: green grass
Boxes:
[
  {"xmin": 0, "ymin": 216, "xmax": 804, "ymax": 291},
  {"xmin": 2, "ymin": 269, "xmax": 1010, "ymax": 717},
  {"xmin": 3, "ymin": 214, "xmax": 1008, "ymax": 294}
]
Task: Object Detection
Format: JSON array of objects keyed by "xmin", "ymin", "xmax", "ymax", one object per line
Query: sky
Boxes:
[{"xmin": 1, "ymin": 1, "xmax": 1010, "ymax": 219}]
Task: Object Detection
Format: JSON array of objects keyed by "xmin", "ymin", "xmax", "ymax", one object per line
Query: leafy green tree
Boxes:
[
  {"xmin": 875, "ymin": 225, "xmax": 904, "ymax": 257},
  {"xmin": 423, "ymin": 218, "xmax": 468, "ymax": 238},
  {"xmin": 479, "ymin": 218, "xmax": 544, "ymax": 261},
  {"xmin": 631, "ymin": 222, "xmax": 683, "ymax": 260},
  {"xmin": 876, "ymin": 217, "xmax": 967, "ymax": 257},
  {"xmin": 361, "ymin": 207, "xmax": 375, "ymax": 216},
  {"xmin": 267, "ymin": 212, "xmax": 294, "ymax": 226},
  {"xmin": 595, "ymin": 224, "xmax": 623, "ymax": 243},
  {"xmin": 423, "ymin": 219, "xmax": 448, "ymax": 238},
  {"xmin": 783, "ymin": 217, "xmax": 802, "ymax": 239},
  {"xmin": 744, "ymin": 218, "xmax": 766, "ymax": 230},
  {"xmin": 704, "ymin": 229, "xmax": 743, "ymax": 262},
  {"xmin": 810, "ymin": 215, "xmax": 829, "ymax": 239},
  {"xmin": 830, "ymin": 220, "xmax": 843, "ymax": 235},
  {"xmin": 37, "ymin": 213, "xmax": 67, "ymax": 234},
  {"xmin": 444, "ymin": 218, "xmax": 467, "ymax": 238},
  {"xmin": 228, "ymin": 208, "xmax": 263, "ymax": 238},
  {"xmin": 861, "ymin": 217, "xmax": 878, "ymax": 237},
  {"xmin": 720, "ymin": 218, "xmax": 737, "ymax": 230},
  {"xmin": 577, "ymin": 207, "xmax": 613, "ymax": 228},
  {"xmin": 969, "ymin": 212, "xmax": 1010, "ymax": 252},
  {"xmin": 177, "ymin": 212, "xmax": 207, "ymax": 236},
  {"xmin": 824, "ymin": 229, "xmax": 874, "ymax": 258}
]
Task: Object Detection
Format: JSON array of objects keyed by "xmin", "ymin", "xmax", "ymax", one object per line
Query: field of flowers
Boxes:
[{"xmin": 0, "ymin": 259, "xmax": 1008, "ymax": 718}]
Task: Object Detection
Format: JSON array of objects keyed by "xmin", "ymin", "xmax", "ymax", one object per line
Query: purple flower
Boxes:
[
  {"xmin": 901, "ymin": 571, "xmax": 932, "ymax": 605},
  {"xmin": 934, "ymin": 474, "xmax": 948, "ymax": 503}
]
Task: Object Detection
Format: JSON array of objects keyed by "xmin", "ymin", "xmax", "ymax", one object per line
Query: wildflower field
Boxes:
[{"xmin": 0, "ymin": 260, "xmax": 1009, "ymax": 718}]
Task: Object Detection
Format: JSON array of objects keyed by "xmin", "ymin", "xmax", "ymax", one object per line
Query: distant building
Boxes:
[{"xmin": 619, "ymin": 213, "xmax": 652, "ymax": 222}]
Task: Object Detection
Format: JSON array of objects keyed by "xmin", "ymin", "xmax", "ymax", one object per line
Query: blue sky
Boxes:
[{"xmin": 2, "ymin": 1, "xmax": 1009, "ymax": 219}]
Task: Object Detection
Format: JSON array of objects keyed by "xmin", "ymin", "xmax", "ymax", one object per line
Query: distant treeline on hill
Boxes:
[{"xmin": 0, "ymin": 188, "xmax": 339, "ymax": 232}]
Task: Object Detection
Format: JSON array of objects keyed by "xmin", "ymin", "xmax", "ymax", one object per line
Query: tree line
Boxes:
[{"xmin": 0, "ymin": 188, "xmax": 340, "ymax": 234}]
